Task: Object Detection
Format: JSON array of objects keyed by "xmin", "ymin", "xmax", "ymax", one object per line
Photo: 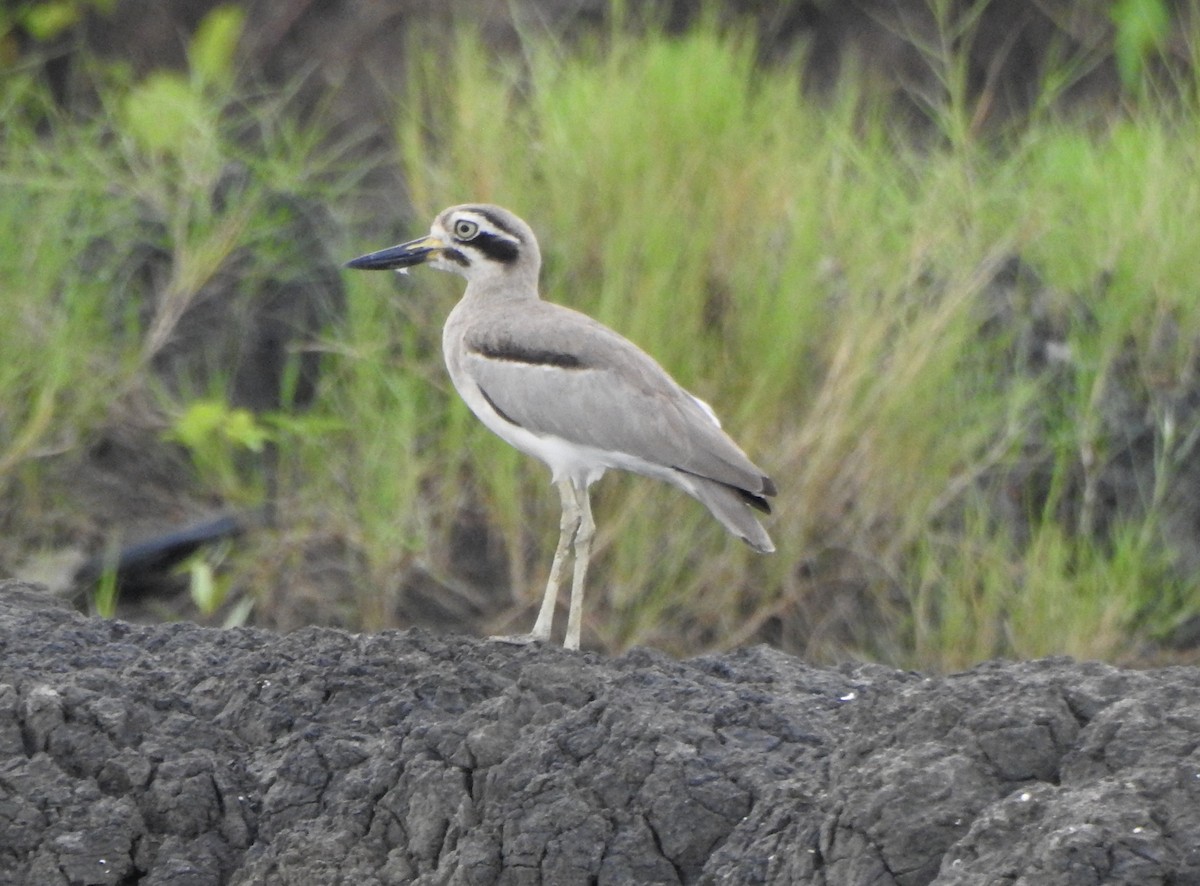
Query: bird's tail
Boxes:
[{"xmin": 687, "ymin": 476, "xmax": 775, "ymax": 554}]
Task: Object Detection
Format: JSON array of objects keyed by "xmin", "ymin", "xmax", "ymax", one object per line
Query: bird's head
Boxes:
[{"xmin": 346, "ymin": 204, "xmax": 540, "ymax": 289}]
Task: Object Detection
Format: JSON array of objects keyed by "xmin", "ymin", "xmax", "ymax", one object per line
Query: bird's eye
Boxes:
[{"xmin": 454, "ymin": 219, "xmax": 480, "ymax": 240}]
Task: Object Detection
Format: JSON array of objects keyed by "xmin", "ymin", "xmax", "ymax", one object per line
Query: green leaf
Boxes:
[
  {"xmin": 264, "ymin": 412, "xmax": 348, "ymax": 437},
  {"xmin": 1111, "ymin": 0, "xmax": 1171, "ymax": 88},
  {"xmin": 20, "ymin": 2, "xmax": 82, "ymax": 41},
  {"xmin": 167, "ymin": 400, "xmax": 272, "ymax": 459},
  {"xmin": 188, "ymin": 557, "xmax": 221, "ymax": 614},
  {"xmin": 168, "ymin": 399, "xmax": 228, "ymax": 451},
  {"xmin": 189, "ymin": 4, "xmax": 245, "ymax": 90},
  {"xmin": 223, "ymin": 407, "xmax": 272, "ymax": 452},
  {"xmin": 121, "ymin": 70, "xmax": 210, "ymax": 157},
  {"xmin": 93, "ymin": 564, "xmax": 119, "ymax": 618}
]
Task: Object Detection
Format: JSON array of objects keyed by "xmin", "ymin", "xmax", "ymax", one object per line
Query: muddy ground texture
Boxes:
[{"xmin": 2, "ymin": 580, "xmax": 1198, "ymax": 886}]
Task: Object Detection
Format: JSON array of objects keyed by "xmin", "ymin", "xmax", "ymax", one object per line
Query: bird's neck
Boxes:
[{"xmin": 463, "ymin": 272, "xmax": 541, "ymax": 303}]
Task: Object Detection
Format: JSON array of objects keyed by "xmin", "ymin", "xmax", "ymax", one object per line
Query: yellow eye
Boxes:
[{"xmin": 454, "ymin": 219, "xmax": 480, "ymax": 240}]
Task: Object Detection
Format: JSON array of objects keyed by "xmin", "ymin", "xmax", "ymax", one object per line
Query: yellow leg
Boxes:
[
  {"xmin": 528, "ymin": 478, "xmax": 580, "ymax": 642},
  {"xmin": 563, "ymin": 481, "xmax": 594, "ymax": 651}
]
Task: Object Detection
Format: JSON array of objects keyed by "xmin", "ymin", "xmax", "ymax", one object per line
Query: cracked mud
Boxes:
[{"xmin": 1, "ymin": 580, "xmax": 1198, "ymax": 885}]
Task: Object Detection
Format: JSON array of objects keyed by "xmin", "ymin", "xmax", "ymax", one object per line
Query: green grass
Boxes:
[
  {"xmin": 5, "ymin": 12, "xmax": 1200, "ymax": 667},
  {"xmin": 0, "ymin": 47, "xmax": 362, "ymax": 613},
  {"xmin": 382, "ymin": 21, "xmax": 1200, "ymax": 662},
  {"xmin": 0, "ymin": 73, "xmax": 141, "ymax": 497}
]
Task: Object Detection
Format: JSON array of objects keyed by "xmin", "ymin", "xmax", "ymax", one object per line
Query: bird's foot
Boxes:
[{"xmin": 487, "ymin": 632, "xmax": 549, "ymax": 646}]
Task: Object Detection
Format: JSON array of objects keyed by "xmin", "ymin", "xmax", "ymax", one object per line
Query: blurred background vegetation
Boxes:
[{"xmin": 2, "ymin": 0, "xmax": 1200, "ymax": 669}]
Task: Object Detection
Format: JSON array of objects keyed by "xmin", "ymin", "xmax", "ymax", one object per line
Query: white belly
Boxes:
[{"xmin": 449, "ymin": 364, "xmax": 611, "ymax": 486}]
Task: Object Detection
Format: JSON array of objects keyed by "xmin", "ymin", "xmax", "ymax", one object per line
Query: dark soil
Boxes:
[{"xmin": 2, "ymin": 579, "xmax": 1198, "ymax": 885}]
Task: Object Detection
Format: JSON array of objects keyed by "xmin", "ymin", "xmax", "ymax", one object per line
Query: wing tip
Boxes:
[
  {"xmin": 738, "ymin": 477, "xmax": 776, "ymax": 514},
  {"xmin": 743, "ymin": 533, "xmax": 776, "ymax": 554}
]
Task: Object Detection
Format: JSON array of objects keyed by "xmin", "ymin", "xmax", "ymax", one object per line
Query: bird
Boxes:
[{"xmin": 346, "ymin": 204, "xmax": 775, "ymax": 650}]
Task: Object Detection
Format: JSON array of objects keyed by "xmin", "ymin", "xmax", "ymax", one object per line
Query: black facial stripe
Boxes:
[
  {"xmin": 443, "ymin": 248, "xmax": 470, "ymax": 266},
  {"xmin": 472, "ymin": 232, "xmax": 520, "ymax": 264},
  {"xmin": 478, "ymin": 385, "xmax": 521, "ymax": 426},
  {"xmin": 472, "ymin": 340, "xmax": 586, "ymax": 369}
]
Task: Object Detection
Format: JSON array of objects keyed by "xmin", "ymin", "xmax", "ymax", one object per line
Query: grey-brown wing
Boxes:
[{"xmin": 461, "ymin": 303, "xmax": 772, "ymax": 495}]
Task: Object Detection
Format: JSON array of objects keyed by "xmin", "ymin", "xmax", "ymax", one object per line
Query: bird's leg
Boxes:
[
  {"xmin": 529, "ymin": 478, "xmax": 580, "ymax": 642},
  {"xmin": 564, "ymin": 481, "xmax": 595, "ymax": 651}
]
